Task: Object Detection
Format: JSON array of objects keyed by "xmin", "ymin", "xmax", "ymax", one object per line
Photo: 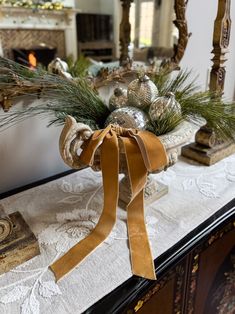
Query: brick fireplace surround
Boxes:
[
  {"xmin": 1, "ymin": 29, "xmax": 65, "ymax": 60},
  {"xmin": 0, "ymin": 6, "xmax": 78, "ymax": 61}
]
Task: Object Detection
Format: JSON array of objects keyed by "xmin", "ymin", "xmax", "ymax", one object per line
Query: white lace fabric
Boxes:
[{"xmin": 0, "ymin": 154, "xmax": 235, "ymax": 314}]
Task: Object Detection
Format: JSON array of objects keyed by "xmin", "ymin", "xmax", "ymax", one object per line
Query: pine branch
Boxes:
[
  {"xmin": 0, "ymin": 57, "xmax": 110, "ymax": 130},
  {"xmin": 66, "ymin": 55, "xmax": 91, "ymax": 78},
  {"xmin": 152, "ymin": 69, "xmax": 235, "ymax": 140},
  {"xmin": 147, "ymin": 111, "xmax": 184, "ymax": 136},
  {"xmin": 153, "ymin": 69, "xmax": 199, "ymax": 97}
]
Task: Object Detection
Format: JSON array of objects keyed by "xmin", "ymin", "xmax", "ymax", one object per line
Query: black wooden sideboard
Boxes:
[{"xmin": 85, "ymin": 198, "xmax": 235, "ymax": 314}]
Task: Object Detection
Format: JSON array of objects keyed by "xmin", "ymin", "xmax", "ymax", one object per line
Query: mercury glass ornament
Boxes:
[
  {"xmin": 104, "ymin": 107, "xmax": 149, "ymax": 130},
  {"xmin": 48, "ymin": 57, "xmax": 69, "ymax": 73},
  {"xmin": 48, "ymin": 57, "xmax": 73, "ymax": 79},
  {"xmin": 109, "ymin": 87, "xmax": 128, "ymax": 111},
  {"xmin": 127, "ymin": 73, "xmax": 158, "ymax": 109},
  {"xmin": 149, "ymin": 92, "xmax": 181, "ymax": 121}
]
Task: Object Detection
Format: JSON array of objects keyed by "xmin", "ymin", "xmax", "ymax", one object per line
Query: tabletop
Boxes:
[{"xmin": 0, "ymin": 153, "xmax": 235, "ymax": 314}]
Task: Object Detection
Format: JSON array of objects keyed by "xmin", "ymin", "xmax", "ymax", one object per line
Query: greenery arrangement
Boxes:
[
  {"xmin": 146, "ymin": 110, "xmax": 184, "ymax": 136},
  {"xmin": 150, "ymin": 70, "xmax": 235, "ymax": 139},
  {"xmin": 0, "ymin": 0, "xmax": 64, "ymax": 10},
  {"xmin": 0, "ymin": 57, "xmax": 110, "ymax": 130},
  {"xmin": 0, "ymin": 57, "xmax": 234, "ymax": 141},
  {"xmin": 66, "ymin": 55, "xmax": 91, "ymax": 78}
]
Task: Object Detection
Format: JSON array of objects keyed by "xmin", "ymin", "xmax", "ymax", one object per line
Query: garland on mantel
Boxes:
[{"xmin": 0, "ymin": 0, "xmax": 64, "ymax": 10}]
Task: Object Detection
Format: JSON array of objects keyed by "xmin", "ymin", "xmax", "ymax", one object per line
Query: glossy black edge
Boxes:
[
  {"xmin": 0, "ymin": 169, "xmax": 78, "ymax": 200},
  {"xmin": 84, "ymin": 198, "xmax": 235, "ymax": 314}
]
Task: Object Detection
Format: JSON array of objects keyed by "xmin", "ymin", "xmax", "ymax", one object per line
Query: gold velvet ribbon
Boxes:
[{"xmin": 50, "ymin": 125, "xmax": 168, "ymax": 281}]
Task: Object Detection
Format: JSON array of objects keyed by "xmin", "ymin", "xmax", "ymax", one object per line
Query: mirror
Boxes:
[
  {"xmin": 76, "ymin": 0, "xmax": 189, "ymax": 71},
  {"xmin": 88, "ymin": 0, "xmax": 190, "ymax": 88},
  {"xmin": 129, "ymin": 0, "xmax": 178, "ymax": 62},
  {"xmin": 77, "ymin": 0, "xmax": 190, "ymax": 81},
  {"xmin": 119, "ymin": 0, "xmax": 190, "ymax": 70}
]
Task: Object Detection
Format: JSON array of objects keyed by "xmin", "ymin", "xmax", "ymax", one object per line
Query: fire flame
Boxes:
[{"xmin": 28, "ymin": 52, "xmax": 37, "ymax": 68}]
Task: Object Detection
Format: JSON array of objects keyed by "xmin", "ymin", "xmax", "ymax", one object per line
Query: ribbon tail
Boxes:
[
  {"xmin": 50, "ymin": 133, "xmax": 119, "ymax": 281},
  {"xmin": 122, "ymin": 137, "xmax": 156, "ymax": 280},
  {"xmin": 127, "ymin": 190, "xmax": 156, "ymax": 280}
]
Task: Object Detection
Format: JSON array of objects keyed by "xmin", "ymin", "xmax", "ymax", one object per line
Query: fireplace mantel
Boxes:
[{"xmin": 0, "ymin": 6, "xmax": 79, "ymax": 59}]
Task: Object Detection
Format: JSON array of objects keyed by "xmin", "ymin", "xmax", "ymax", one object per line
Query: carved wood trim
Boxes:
[
  {"xmin": 194, "ymin": 0, "xmax": 232, "ymax": 149},
  {"xmin": 119, "ymin": 0, "xmax": 133, "ymax": 65},
  {"xmin": 0, "ymin": 212, "xmax": 40, "ymax": 275},
  {"xmin": 209, "ymin": 0, "xmax": 231, "ymax": 95},
  {"xmin": 186, "ymin": 221, "xmax": 235, "ymax": 314},
  {"xmin": 0, "ymin": 218, "xmax": 13, "ymax": 242},
  {"xmin": 171, "ymin": 0, "xmax": 191, "ymax": 67},
  {"xmin": 0, "ymin": 205, "xmax": 13, "ymax": 242},
  {"xmin": 126, "ymin": 258, "xmax": 187, "ymax": 313}
]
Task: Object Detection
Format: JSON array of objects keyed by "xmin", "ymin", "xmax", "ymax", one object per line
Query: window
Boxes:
[
  {"xmin": 130, "ymin": 0, "xmax": 154, "ymax": 48},
  {"xmin": 139, "ymin": 1, "xmax": 154, "ymax": 47}
]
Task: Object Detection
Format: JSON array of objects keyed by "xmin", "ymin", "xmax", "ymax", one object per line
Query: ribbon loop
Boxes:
[{"xmin": 50, "ymin": 125, "xmax": 168, "ymax": 282}]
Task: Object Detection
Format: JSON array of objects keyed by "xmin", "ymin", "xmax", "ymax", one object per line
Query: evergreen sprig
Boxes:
[
  {"xmin": 153, "ymin": 69, "xmax": 199, "ymax": 98},
  {"xmin": 0, "ymin": 56, "xmax": 47, "ymax": 81},
  {"xmin": 66, "ymin": 55, "xmax": 91, "ymax": 78},
  {"xmin": 152, "ymin": 70, "xmax": 235, "ymax": 139},
  {"xmin": 147, "ymin": 111, "xmax": 184, "ymax": 136},
  {"xmin": 0, "ymin": 57, "xmax": 110, "ymax": 130}
]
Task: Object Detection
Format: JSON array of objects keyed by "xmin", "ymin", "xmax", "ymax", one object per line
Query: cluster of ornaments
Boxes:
[{"xmin": 105, "ymin": 73, "xmax": 181, "ymax": 131}]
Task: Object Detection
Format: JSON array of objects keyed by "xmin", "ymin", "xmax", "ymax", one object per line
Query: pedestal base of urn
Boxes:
[
  {"xmin": 119, "ymin": 175, "xmax": 168, "ymax": 208},
  {"xmin": 181, "ymin": 141, "xmax": 235, "ymax": 166},
  {"xmin": 0, "ymin": 212, "xmax": 40, "ymax": 275}
]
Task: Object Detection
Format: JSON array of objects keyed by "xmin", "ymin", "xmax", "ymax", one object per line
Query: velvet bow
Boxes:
[{"xmin": 51, "ymin": 124, "xmax": 168, "ymax": 281}]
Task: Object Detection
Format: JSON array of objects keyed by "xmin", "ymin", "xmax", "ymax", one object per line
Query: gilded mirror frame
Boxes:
[
  {"xmin": 119, "ymin": 0, "xmax": 190, "ymax": 70},
  {"xmin": 93, "ymin": 0, "xmax": 190, "ymax": 88}
]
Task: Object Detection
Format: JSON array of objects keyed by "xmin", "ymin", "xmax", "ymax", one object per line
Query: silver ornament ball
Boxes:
[
  {"xmin": 127, "ymin": 74, "xmax": 158, "ymax": 109},
  {"xmin": 48, "ymin": 57, "xmax": 69, "ymax": 73},
  {"xmin": 48, "ymin": 57, "xmax": 73, "ymax": 79},
  {"xmin": 109, "ymin": 87, "xmax": 128, "ymax": 111},
  {"xmin": 149, "ymin": 92, "xmax": 181, "ymax": 121},
  {"xmin": 104, "ymin": 107, "xmax": 149, "ymax": 130}
]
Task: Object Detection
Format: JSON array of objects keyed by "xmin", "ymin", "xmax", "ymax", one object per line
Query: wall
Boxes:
[
  {"xmin": 0, "ymin": 101, "xmax": 69, "ymax": 194},
  {"xmin": 75, "ymin": 0, "xmax": 102, "ymax": 14},
  {"xmin": 63, "ymin": 0, "xmax": 75, "ymax": 7},
  {"xmin": 100, "ymin": 0, "xmax": 115, "ymax": 15},
  {"xmin": 181, "ymin": 0, "xmax": 235, "ymax": 100},
  {"xmin": 75, "ymin": 0, "xmax": 116, "ymax": 15},
  {"xmin": 112, "ymin": 0, "xmax": 121, "ymax": 58}
]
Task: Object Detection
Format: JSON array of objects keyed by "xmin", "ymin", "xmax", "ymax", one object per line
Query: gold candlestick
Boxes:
[{"xmin": 182, "ymin": 0, "xmax": 235, "ymax": 165}]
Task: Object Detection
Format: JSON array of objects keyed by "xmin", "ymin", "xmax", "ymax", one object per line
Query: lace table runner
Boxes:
[{"xmin": 0, "ymin": 154, "xmax": 235, "ymax": 314}]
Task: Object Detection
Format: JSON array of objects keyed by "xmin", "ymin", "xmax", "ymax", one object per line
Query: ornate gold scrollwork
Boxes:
[
  {"xmin": 171, "ymin": 0, "xmax": 191, "ymax": 69},
  {"xmin": 119, "ymin": 0, "xmax": 134, "ymax": 65},
  {"xmin": 210, "ymin": 0, "xmax": 231, "ymax": 95},
  {"xmin": 0, "ymin": 217, "xmax": 13, "ymax": 242}
]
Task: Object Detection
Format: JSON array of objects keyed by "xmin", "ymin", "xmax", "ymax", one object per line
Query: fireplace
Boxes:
[
  {"xmin": 0, "ymin": 29, "xmax": 64, "ymax": 62},
  {"xmin": 0, "ymin": 7, "xmax": 77, "ymax": 63},
  {"xmin": 12, "ymin": 46, "xmax": 57, "ymax": 68}
]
